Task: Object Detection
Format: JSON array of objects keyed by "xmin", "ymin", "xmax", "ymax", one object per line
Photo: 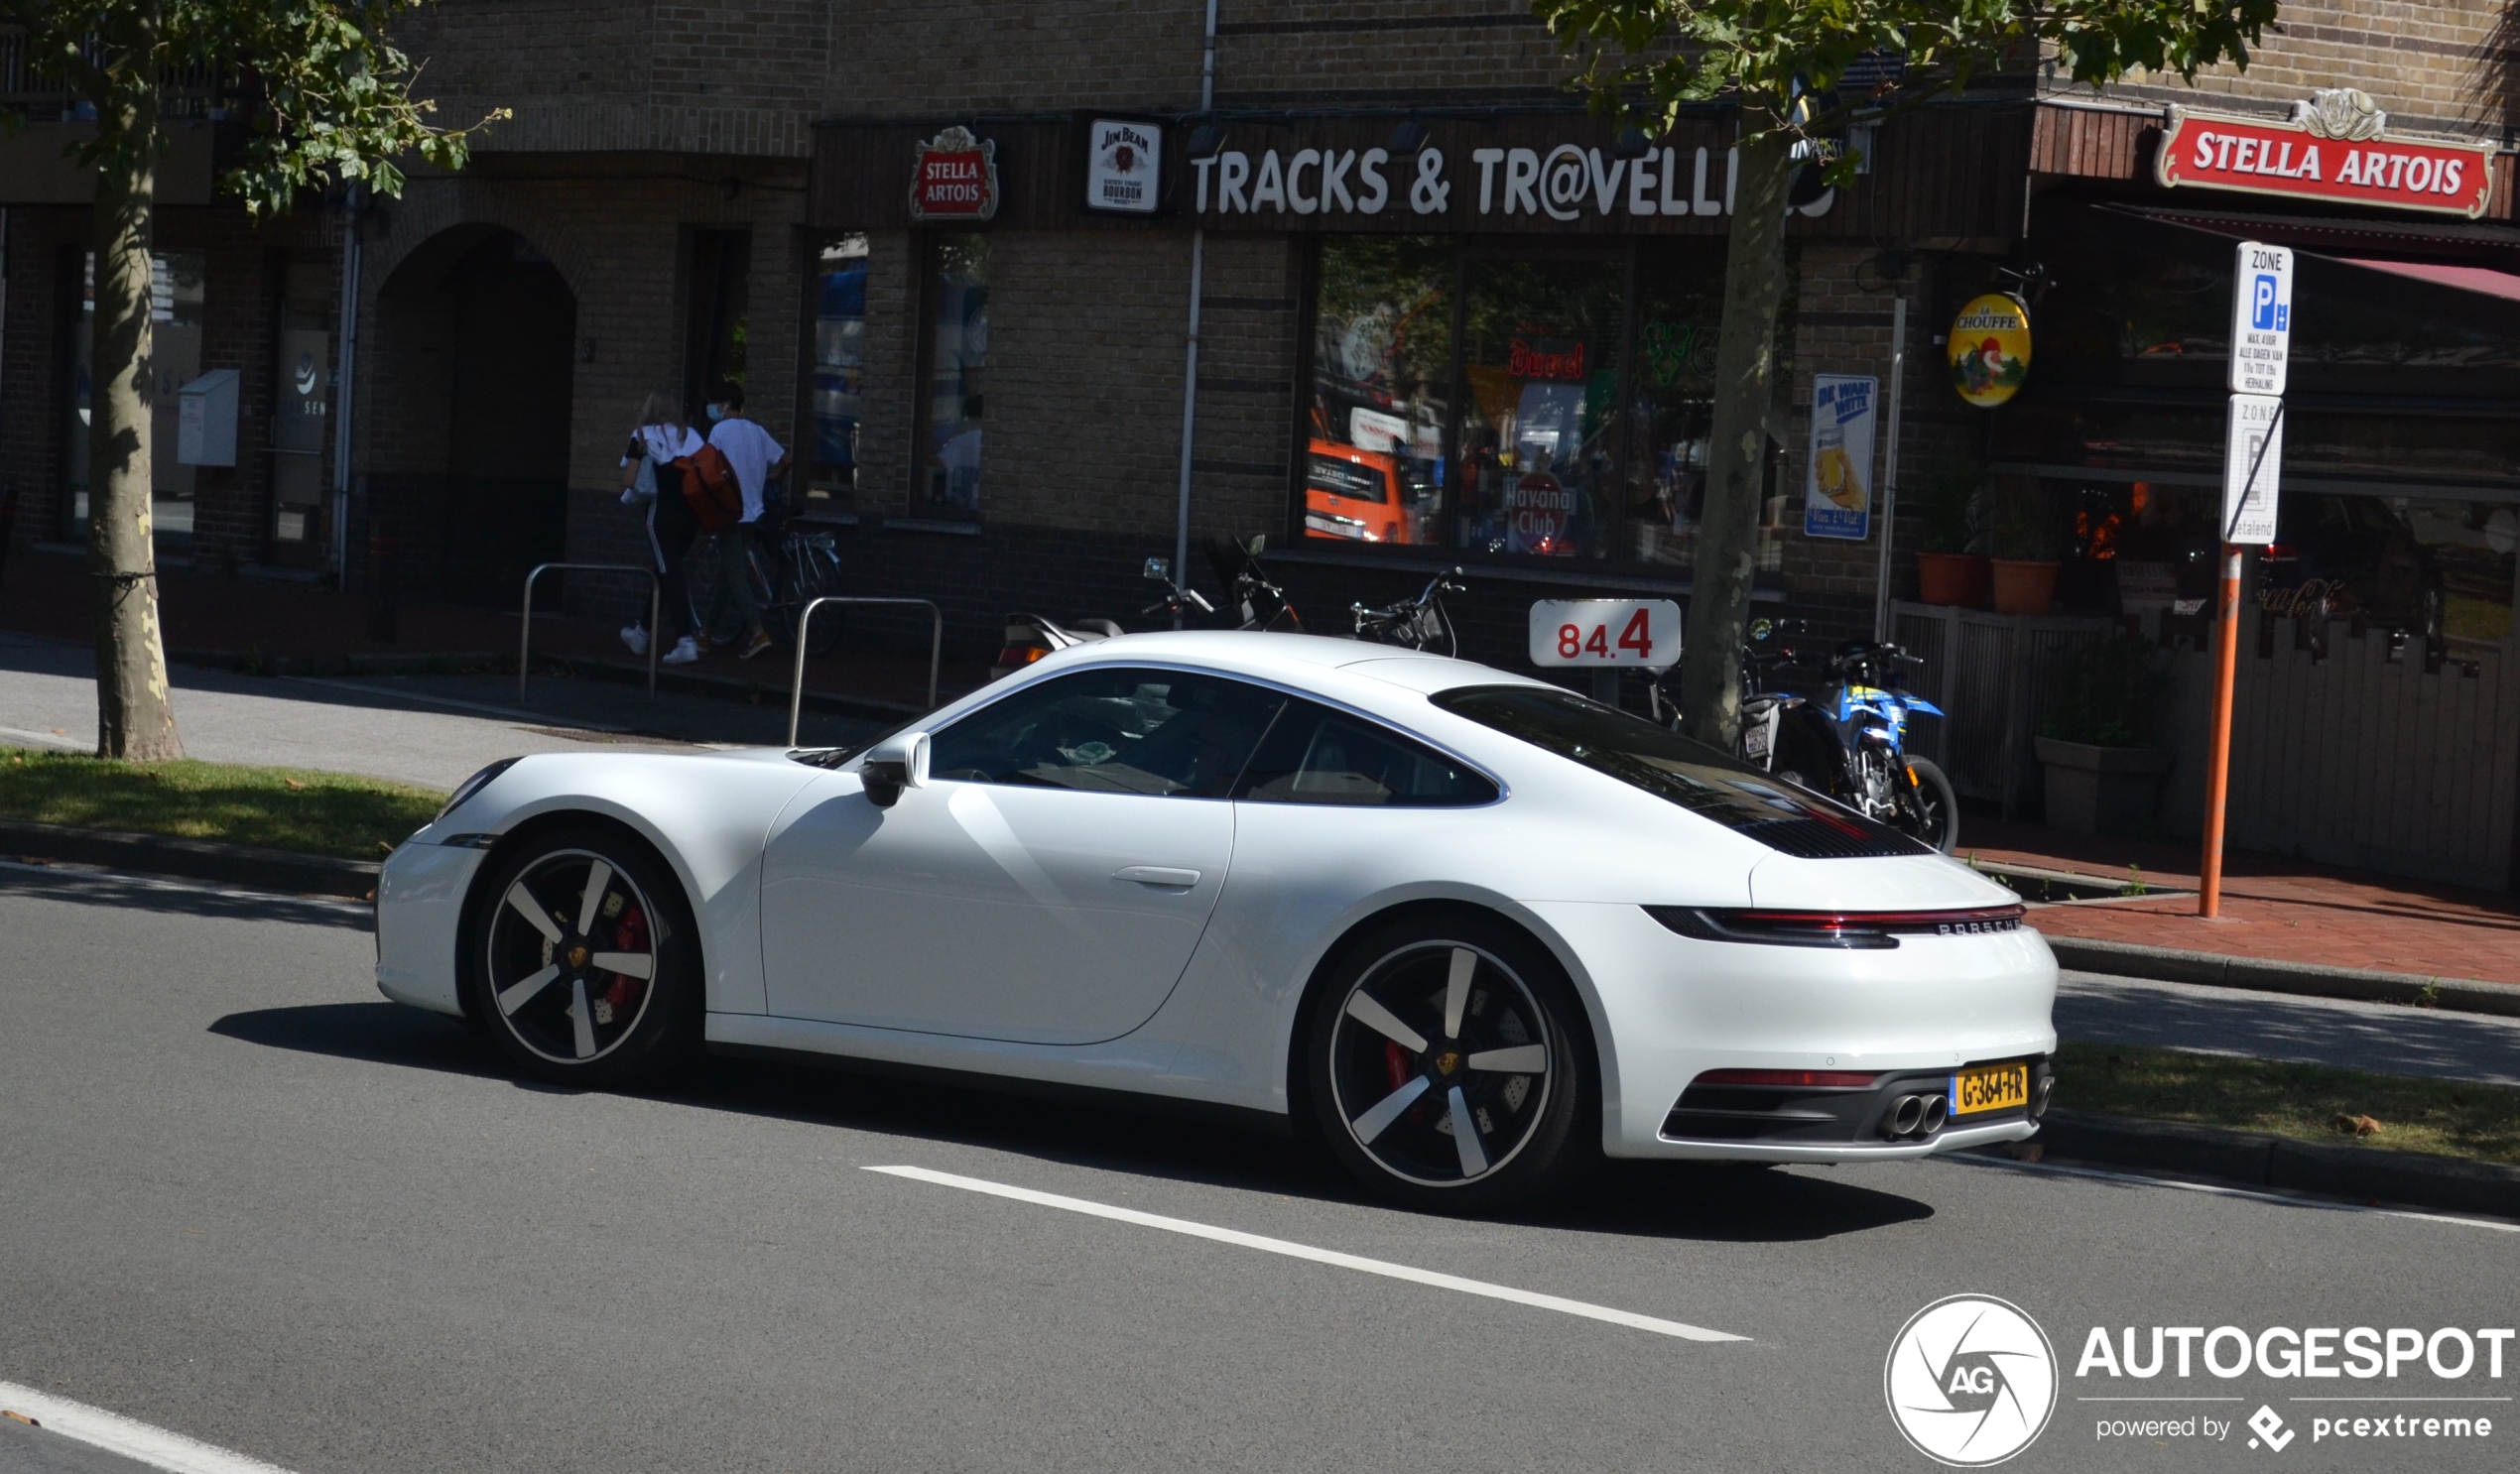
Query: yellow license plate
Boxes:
[{"xmin": 1952, "ymin": 1062, "xmax": 2030, "ymax": 1116}]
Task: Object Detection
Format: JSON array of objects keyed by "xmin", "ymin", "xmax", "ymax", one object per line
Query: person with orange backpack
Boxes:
[{"xmin": 694, "ymin": 383, "xmax": 788, "ymax": 660}]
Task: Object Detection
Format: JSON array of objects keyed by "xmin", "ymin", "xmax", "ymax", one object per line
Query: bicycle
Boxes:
[
  {"xmin": 685, "ymin": 521, "xmax": 844, "ymax": 658},
  {"xmin": 1351, "ymin": 566, "xmax": 1465, "ymax": 655}
]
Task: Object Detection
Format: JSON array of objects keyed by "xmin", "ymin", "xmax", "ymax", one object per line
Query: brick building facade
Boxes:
[{"xmin": 6, "ymin": 3, "xmax": 2520, "ymax": 883}]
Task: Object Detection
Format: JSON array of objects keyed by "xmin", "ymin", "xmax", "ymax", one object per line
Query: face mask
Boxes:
[{"xmin": 705, "ymin": 405, "xmax": 725, "ymax": 422}]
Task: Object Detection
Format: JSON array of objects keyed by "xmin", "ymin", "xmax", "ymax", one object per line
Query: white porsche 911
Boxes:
[{"xmin": 377, "ymin": 631, "xmax": 2055, "ymax": 1210}]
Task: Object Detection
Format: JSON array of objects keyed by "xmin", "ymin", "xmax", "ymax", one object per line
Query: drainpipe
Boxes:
[
  {"xmin": 1170, "ymin": 0, "xmax": 1218, "ymax": 626},
  {"xmin": 331, "ymin": 184, "xmax": 363, "ymax": 583}
]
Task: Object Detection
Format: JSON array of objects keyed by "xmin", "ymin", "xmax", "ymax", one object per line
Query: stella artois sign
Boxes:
[
  {"xmin": 2156, "ymin": 88, "xmax": 2494, "ymax": 219},
  {"xmin": 911, "ymin": 126, "xmax": 999, "ymax": 222}
]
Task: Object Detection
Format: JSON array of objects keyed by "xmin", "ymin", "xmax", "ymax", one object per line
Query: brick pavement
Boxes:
[{"xmin": 1967, "ymin": 818, "xmax": 2520, "ymax": 986}]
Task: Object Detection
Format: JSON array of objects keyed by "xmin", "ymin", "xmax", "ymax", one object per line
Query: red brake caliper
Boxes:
[
  {"xmin": 1384, "ymin": 1040, "xmax": 1411, "ymax": 1092},
  {"xmin": 606, "ymin": 905, "xmax": 649, "ymax": 1012}
]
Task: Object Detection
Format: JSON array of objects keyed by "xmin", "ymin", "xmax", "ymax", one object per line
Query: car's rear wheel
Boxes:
[
  {"xmin": 465, "ymin": 825, "xmax": 699, "ymax": 1086},
  {"xmin": 1305, "ymin": 913, "xmax": 1593, "ymax": 1213}
]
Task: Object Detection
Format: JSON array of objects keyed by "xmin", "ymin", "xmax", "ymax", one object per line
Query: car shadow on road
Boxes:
[{"xmin": 208, "ymin": 998, "xmax": 1938, "ymax": 1245}]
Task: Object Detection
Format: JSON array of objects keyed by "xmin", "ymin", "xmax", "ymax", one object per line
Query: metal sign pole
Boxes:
[
  {"xmin": 2199, "ymin": 241, "xmax": 2293, "ymax": 919},
  {"xmin": 1871, "ymin": 297, "xmax": 1908, "ymax": 642}
]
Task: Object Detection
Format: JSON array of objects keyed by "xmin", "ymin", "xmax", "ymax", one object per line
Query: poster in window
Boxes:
[{"xmin": 1803, "ymin": 373, "xmax": 1876, "ymax": 542}]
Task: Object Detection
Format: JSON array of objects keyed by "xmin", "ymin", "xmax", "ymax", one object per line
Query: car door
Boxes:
[{"xmin": 760, "ymin": 666, "xmax": 1285, "ymax": 1044}]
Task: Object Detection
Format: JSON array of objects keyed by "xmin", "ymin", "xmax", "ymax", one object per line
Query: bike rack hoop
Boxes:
[
  {"xmin": 789, "ymin": 597, "xmax": 946, "ymax": 748},
  {"xmin": 519, "ymin": 562, "xmax": 660, "ymax": 703}
]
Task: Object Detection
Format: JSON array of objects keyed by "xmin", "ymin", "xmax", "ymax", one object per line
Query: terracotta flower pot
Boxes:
[
  {"xmin": 1990, "ymin": 558, "xmax": 2061, "ymax": 617},
  {"xmin": 1915, "ymin": 552, "xmax": 1990, "ymax": 608}
]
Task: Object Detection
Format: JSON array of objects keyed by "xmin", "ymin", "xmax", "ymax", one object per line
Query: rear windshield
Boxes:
[{"xmin": 1429, "ymin": 684, "xmax": 1927, "ymax": 859}]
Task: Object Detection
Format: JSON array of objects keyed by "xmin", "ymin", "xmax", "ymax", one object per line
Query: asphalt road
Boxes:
[{"xmin": 3, "ymin": 865, "xmax": 2514, "ymax": 1474}]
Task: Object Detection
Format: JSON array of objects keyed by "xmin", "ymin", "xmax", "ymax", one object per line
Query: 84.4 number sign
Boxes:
[{"xmin": 1528, "ymin": 599, "xmax": 1683, "ymax": 670}]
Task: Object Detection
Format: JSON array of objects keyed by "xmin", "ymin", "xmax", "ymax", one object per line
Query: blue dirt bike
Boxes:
[{"xmin": 1662, "ymin": 619, "xmax": 1959, "ymax": 853}]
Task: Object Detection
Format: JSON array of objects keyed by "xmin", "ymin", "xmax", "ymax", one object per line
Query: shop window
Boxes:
[
  {"xmin": 1307, "ymin": 236, "xmax": 1451, "ymax": 547},
  {"xmin": 1455, "ymin": 255, "xmax": 1625, "ymax": 558},
  {"xmin": 1626, "ymin": 242, "xmax": 1723, "ymax": 566},
  {"xmin": 64, "ymin": 251, "xmax": 206, "ymax": 546},
  {"xmin": 918, "ymin": 233, "xmax": 988, "ymax": 521},
  {"xmin": 268, "ymin": 257, "xmax": 333, "ymax": 558},
  {"xmin": 801, "ymin": 234, "xmax": 868, "ymax": 509},
  {"xmin": 684, "ymin": 229, "xmax": 750, "ymax": 412}
]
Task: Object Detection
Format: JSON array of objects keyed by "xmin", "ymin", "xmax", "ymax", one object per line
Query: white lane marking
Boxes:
[
  {"xmin": 0, "ymin": 859, "xmax": 370, "ymax": 919},
  {"xmin": 0, "ymin": 1381, "xmax": 299, "ymax": 1474},
  {"xmin": 1942, "ymin": 1153, "xmax": 2520, "ymax": 1234},
  {"xmin": 865, "ymin": 1164, "xmax": 1746, "ymax": 1343}
]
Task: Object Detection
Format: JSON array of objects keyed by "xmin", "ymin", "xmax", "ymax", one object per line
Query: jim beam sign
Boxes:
[
  {"xmin": 1085, "ymin": 118, "xmax": 1162, "ymax": 214},
  {"xmin": 911, "ymin": 126, "xmax": 1000, "ymax": 222},
  {"xmin": 2157, "ymin": 88, "xmax": 2494, "ymax": 219}
]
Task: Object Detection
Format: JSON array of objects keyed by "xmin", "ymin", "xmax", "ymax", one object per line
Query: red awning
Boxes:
[{"xmin": 2331, "ymin": 257, "xmax": 2520, "ymax": 303}]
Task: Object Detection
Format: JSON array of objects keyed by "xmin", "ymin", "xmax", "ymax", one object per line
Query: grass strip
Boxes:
[
  {"xmin": 0, "ymin": 749, "xmax": 443, "ymax": 861},
  {"xmin": 2054, "ymin": 1040, "xmax": 2520, "ymax": 1168}
]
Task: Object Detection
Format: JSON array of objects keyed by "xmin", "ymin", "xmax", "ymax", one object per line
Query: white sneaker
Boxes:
[
  {"xmin": 662, "ymin": 637, "xmax": 700, "ymax": 665},
  {"xmin": 620, "ymin": 623, "xmax": 650, "ymax": 656}
]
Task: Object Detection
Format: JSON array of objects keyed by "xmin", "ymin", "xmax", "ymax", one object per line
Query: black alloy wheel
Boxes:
[
  {"xmin": 466, "ymin": 826, "xmax": 699, "ymax": 1086},
  {"xmin": 1306, "ymin": 913, "xmax": 1592, "ymax": 1213},
  {"xmin": 1905, "ymin": 756, "xmax": 1959, "ymax": 854}
]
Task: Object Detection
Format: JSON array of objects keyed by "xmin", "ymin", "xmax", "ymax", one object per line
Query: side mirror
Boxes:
[
  {"xmin": 1244, "ymin": 534, "xmax": 1267, "ymax": 555},
  {"xmin": 858, "ymin": 731, "xmax": 930, "ymax": 809},
  {"xmin": 1143, "ymin": 555, "xmax": 1173, "ymax": 583}
]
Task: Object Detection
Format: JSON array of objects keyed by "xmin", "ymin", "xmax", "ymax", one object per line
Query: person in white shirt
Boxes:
[
  {"xmin": 617, "ymin": 389, "xmax": 706, "ymax": 665},
  {"xmin": 700, "ymin": 383, "xmax": 789, "ymax": 660}
]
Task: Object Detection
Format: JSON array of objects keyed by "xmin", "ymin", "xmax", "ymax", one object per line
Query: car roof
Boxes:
[{"xmin": 1049, "ymin": 630, "xmax": 1549, "ymax": 696}]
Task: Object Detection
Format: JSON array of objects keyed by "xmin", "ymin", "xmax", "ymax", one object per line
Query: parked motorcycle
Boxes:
[
  {"xmin": 1658, "ymin": 619, "xmax": 1960, "ymax": 853},
  {"xmin": 1350, "ymin": 566, "xmax": 1465, "ymax": 654}
]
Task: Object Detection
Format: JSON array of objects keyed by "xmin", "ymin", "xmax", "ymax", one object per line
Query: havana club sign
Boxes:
[
  {"xmin": 910, "ymin": 126, "xmax": 999, "ymax": 222},
  {"xmin": 2155, "ymin": 89, "xmax": 2494, "ymax": 219}
]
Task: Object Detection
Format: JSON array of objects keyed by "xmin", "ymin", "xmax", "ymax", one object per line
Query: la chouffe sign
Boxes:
[
  {"xmin": 2157, "ymin": 88, "xmax": 2494, "ymax": 219},
  {"xmin": 911, "ymin": 126, "xmax": 999, "ymax": 222}
]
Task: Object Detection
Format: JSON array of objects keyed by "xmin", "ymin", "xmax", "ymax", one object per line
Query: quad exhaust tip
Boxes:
[{"xmin": 1882, "ymin": 1092, "xmax": 1950, "ymax": 1140}]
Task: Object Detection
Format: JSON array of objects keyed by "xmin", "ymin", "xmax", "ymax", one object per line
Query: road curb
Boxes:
[
  {"xmin": 2042, "ymin": 933, "xmax": 2520, "ymax": 1019},
  {"xmin": 2006, "ymin": 1109, "xmax": 2520, "ymax": 1219},
  {"xmin": 0, "ymin": 818, "xmax": 378, "ymax": 899}
]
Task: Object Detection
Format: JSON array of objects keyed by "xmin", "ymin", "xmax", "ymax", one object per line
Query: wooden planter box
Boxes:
[{"xmin": 2036, "ymin": 737, "xmax": 2175, "ymax": 835}]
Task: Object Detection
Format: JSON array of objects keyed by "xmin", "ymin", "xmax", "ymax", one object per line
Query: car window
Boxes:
[
  {"xmin": 927, "ymin": 667, "xmax": 1284, "ymax": 798},
  {"xmin": 1430, "ymin": 683, "xmax": 1926, "ymax": 857},
  {"xmin": 1236, "ymin": 699, "xmax": 1497, "ymax": 806}
]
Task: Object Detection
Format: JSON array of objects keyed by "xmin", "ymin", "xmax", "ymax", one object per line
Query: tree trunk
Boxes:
[
  {"xmin": 1678, "ymin": 119, "xmax": 1797, "ymax": 751},
  {"xmin": 87, "ymin": 5, "xmax": 184, "ymax": 763}
]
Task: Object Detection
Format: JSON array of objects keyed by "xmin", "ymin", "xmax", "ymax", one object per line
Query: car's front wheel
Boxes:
[
  {"xmin": 464, "ymin": 824, "xmax": 699, "ymax": 1086},
  {"xmin": 1305, "ymin": 913, "xmax": 1593, "ymax": 1213}
]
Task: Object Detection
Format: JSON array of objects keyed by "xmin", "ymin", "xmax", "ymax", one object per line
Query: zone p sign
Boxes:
[
  {"xmin": 2227, "ymin": 241, "xmax": 2293, "ymax": 397},
  {"xmin": 1530, "ymin": 599, "xmax": 1682, "ymax": 670}
]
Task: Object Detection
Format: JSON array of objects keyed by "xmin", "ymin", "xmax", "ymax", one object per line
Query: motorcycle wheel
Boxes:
[{"xmin": 1904, "ymin": 756, "xmax": 1959, "ymax": 854}]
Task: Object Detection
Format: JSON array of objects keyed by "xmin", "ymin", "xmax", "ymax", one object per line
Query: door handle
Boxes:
[{"xmin": 1114, "ymin": 865, "xmax": 1201, "ymax": 888}]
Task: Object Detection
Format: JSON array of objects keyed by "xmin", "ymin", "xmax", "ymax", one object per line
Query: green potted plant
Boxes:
[
  {"xmin": 2037, "ymin": 634, "xmax": 2176, "ymax": 834},
  {"xmin": 1989, "ymin": 477, "xmax": 2066, "ymax": 616},
  {"xmin": 1913, "ymin": 459, "xmax": 1988, "ymax": 606}
]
